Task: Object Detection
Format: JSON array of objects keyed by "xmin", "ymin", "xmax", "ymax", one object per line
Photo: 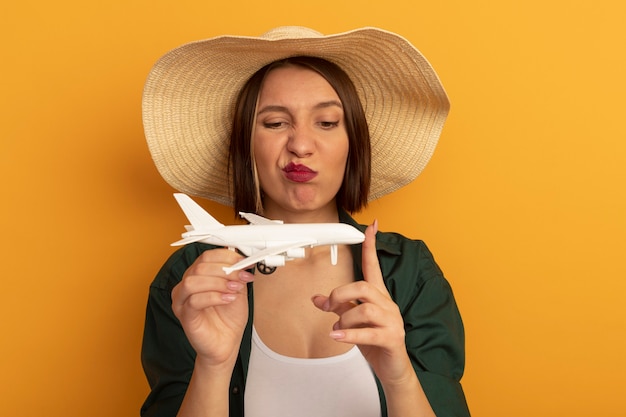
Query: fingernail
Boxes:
[
  {"xmin": 372, "ymin": 219, "xmax": 379, "ymax": 234},
  {"xmin": 239, "ymin": 271, "xmax": 255, "ymax": 282},
  {"xmin": 329, "ymin": 330, "xmax": 345, "ymax": 339},
  {"xmin": 227, "ymin": 281, "xmax": 244, "ymax": 291},
  {"xmin": 222, "ymin": 294, "xmax": 237, "ymax": 302},
  {"xmin": 311, "ymin": 295, "xmax": 330, "ymax": 311}
]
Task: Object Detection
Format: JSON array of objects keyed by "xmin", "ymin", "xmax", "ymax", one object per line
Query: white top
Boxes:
[{"xmin": 244, "ymin": 326, "xmax": 381, "ymax": 417}]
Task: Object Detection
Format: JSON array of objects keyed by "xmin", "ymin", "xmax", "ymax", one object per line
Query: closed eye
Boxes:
[
  {"xmin": 319, "ymin": 121, "xmax": 340, "ymax": 129},
  {"xmin": 263, "ymin": 121, "xmax": 287, "ymax": 129}
]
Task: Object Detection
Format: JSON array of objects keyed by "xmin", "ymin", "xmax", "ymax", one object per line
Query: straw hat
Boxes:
[{"xmin": 142, "ymin": 26, "xmax": 449, "ymax": 206}]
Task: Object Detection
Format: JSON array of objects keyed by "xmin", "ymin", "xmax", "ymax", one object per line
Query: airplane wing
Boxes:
[
  {"xmin": 171, "ymin": 236, "xmax": 210, "ymax": 246},
  {"xmin": 239, "ymin": 212, "xmax": 283, "ymax": 225},
  {"xmin": 223, "ymin": 239, "xmax": 316, "ymax": 274}
]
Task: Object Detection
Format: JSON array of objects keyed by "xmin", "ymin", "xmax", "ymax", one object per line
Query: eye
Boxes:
[
  {"xmin": 263, "ymin": 121, "xmax": 287, "ymax": 129},
  {"xmin": 318, "ymin": 120, "xmax": 340, "ymax": 129}
]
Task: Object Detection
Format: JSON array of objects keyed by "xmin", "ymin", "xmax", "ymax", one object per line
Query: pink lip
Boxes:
[{"xmin": 283, "ymin": 162, "xmax": 318, "ymax": 183}]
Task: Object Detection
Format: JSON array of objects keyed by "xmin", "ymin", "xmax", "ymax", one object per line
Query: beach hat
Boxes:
[{"xmin": 142, "ymin": 26, "xmax": 449, "ymax": 206}]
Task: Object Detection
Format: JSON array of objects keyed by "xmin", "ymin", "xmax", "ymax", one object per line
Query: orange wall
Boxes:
[{"xmin": 2, "ymin": 1, "xmax": 625, "ymax": 416}]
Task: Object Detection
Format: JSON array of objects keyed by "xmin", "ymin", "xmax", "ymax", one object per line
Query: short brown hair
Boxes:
[{"xmin": 229, "ymin": 56, "xmax": 371, "ymax": 214}]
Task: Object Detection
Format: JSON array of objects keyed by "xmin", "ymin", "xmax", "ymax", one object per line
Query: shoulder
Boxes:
[
  {"xmin": 375, "ymin": 230, "xmax": 444, "ymax": 287},
  {"xmin": 339, "ymin": 210, "xmax": 445, "ymax": 289},
  {"xmin": 375, "ymin": 231, "xmax": 454, "ymax": 320}
]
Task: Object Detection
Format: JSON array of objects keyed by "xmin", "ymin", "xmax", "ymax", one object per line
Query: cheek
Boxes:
[
  {"xmin": 334, "ymin": 141, "xmax": 350, "ymax": 172},
  {"xmin": 252, "ymin": 139, "xmax": 280, "ymax": 184}
]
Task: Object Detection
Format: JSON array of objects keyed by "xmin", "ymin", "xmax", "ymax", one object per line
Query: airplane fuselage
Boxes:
[{"xmin": 183, "ymin": 222, "xmax": 364, "ymax": 253}]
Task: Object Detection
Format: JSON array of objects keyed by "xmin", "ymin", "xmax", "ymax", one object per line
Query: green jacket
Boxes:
[{"xmin": 141, "ymin": 211, "xmax": 470, "ymax": 416}]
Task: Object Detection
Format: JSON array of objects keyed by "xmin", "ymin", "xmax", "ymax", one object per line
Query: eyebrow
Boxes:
[{"xmin": 257, "ymin": 100, "xmax": 343, "ymax": 116}]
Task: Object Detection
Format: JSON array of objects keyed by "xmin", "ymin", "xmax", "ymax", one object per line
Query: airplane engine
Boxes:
[
  {"xmin": 286, "ymin": 247, "xmax": 306, "ymax": 259},
  {"xmin": 263, "ymin": 255, "xmax": 286, "ymax": 267}
]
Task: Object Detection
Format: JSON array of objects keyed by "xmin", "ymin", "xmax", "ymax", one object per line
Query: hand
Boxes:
[
  {"xmin": 171, "ymin": 249, "xmax": 253, "ymax": 368},
  {"xmin": 312, "ymin": 221, "xmax": 414, "ymax": 385}
]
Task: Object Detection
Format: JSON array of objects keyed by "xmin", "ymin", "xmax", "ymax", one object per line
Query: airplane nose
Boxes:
[{"xmin": 349, "ymin": 228, "xmax": 365, "ymax": 244}]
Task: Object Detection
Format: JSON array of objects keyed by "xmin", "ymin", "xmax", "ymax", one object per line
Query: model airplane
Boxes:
[{"xmin": 171, "ymin": 193, "xmax": 365, "ymax": 274}]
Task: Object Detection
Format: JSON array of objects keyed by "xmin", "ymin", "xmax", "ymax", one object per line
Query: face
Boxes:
[{"xmin": 253, "ymin": 65, "xmax": 349, "ymax": 220}]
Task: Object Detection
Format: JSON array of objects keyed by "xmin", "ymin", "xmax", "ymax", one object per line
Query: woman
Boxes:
[{"xmin": 141, "ymin": 27, "xmax": 470, "ymax": 417}]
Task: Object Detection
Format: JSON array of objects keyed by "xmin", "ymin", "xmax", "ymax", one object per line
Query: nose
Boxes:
[{"xmin": 286, "ymin": 125, "xmax": 315, "ymax": 158}]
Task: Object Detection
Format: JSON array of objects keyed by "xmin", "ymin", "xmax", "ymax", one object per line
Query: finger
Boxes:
[
  {"xmin": 179, "ymin": 289, "xmax": 242, "ymax": 312},
  {"xmin": 332, "ymin": 301, "xmax": 388, "ymax": 330},
  {"xmin": 172, "ymin": 270, "xmax": 252, "ymax": 318},
  {"xmin": 311, "ymin": 294, "xmax": 357, "ymax": 317},
  {"xmin": 172, "ymin": 275, "xmax": 235, "ymax": 309},
  {"xmin": 322, "ymin": 280, "xmax": 391, "ymax": 315},
  {"xmin": 189, "ymin": 249, "xmax": 244, "ymax": 274},
  {"xmin": 335, "ymin": 301, "xmax": 404, "ymax": 330},
  {"xmin": 329, "ymin": 326, "xmax": 389, "ymax": 346},
  {"xmin": 330, "ymin": 307, "xmax": 405, "ymax": 347},
  {"xmin": 362, "ymin": 220, "xmax": 387, "ymax": 294},
  {"xmin": 178, "ymin": 269, "xmax": 251, "ymax": 301},
  {"xmin": 184, "ymin": 251, "xmax": 253, "ymax": 287},
  {"xmin": 174, "ymin": 264, "xmax": 253, "ymax": 311}
]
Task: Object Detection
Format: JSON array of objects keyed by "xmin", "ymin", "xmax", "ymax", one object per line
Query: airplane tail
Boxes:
[{"xmin": 174, "ymin": 193, "xmax": 224, "ymax": 231}]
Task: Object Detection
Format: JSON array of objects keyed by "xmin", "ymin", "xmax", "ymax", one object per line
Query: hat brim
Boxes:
[{"xmin": 143, "ymin": 27, "xmax": 449, "ymax": 206}]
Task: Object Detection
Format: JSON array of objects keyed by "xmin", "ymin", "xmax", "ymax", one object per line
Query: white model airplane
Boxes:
[{"xmin": 171, "ymin": 193, "xmax": 365, "ymax": 274}]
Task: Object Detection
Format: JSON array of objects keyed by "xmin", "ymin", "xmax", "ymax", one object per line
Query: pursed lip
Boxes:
[{"xmin": 282, "ymin": 162, "xmax": 318, "ymax": 183}]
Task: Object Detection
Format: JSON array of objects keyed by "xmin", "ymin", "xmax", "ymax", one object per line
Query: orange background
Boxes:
[{"xmin": 2, "ymin": 1, "xmax": 625, "ymax": 416}]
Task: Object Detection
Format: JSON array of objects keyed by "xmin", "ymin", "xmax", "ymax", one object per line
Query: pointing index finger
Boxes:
[{"xmin": 362, "ymin": 220, "xmax": 387, "ymax": 293}]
